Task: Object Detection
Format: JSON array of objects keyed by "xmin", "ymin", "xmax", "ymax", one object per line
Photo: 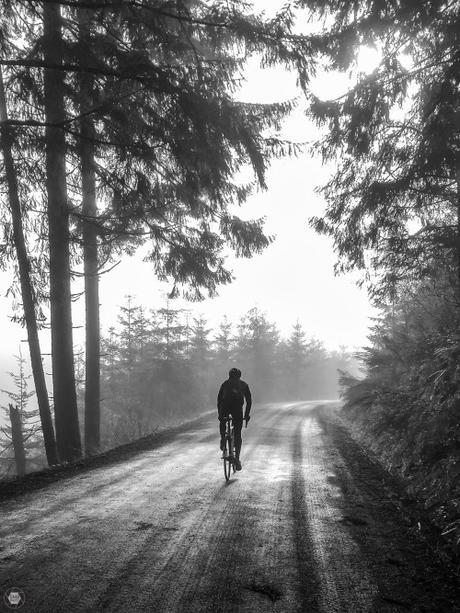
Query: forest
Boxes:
[
  {"xmin": 0, "ymin": 0, "xmax": 460, "ymax": 550},
  {"xmin": 1, "ymin": 301, "xmax": 355, "ymax": 474}
]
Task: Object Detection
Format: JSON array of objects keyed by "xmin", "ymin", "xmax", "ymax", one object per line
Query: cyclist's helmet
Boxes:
[{"xmin": 229, "ymin": 367, "xmax": 241, "ymax": 379}]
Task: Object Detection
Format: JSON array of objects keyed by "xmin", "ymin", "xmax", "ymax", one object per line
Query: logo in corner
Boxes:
[{"xmin": 3, "ymin": 588, "xmax": 25, "ymax": 609}]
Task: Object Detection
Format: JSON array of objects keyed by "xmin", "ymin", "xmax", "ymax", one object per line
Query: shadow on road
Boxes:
[
  {"xmin": 219, "ymin": 478, "xmax": 238, "ymax": 489},
  {"xmin": 315, "ymin": 410, "xmax": 460, "ymax": 612},
  {"xmin": 291, "ymin": 418, "xmax": 321, "ymax": 611}
]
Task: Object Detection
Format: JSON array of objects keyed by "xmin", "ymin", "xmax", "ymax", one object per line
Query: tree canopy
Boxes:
[
  {"xmin": 0, "ymin": 0, "xmax": 322, "ymax": 461},
  {"xmin": 305, "ymin": 0, "xmax": 460, "ymax": 301}
]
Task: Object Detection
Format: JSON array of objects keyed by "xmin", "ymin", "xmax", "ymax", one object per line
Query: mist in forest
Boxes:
[
  {"xmin": 0, "ymin": 299, "xmax": 357, "ymax": 475},
  {"xmin": 93, "ymin": 300, "xmax": 358, "ymax": 448}
]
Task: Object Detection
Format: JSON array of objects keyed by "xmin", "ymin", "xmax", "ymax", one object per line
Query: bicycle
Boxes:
[{"xmin": 222, "ymin": 415, "xmax": 236, "ymax": 481}]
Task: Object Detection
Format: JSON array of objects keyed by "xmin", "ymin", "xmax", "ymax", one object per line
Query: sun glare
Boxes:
[{"xmin": 356, "ymin": 46, "xmax": 381, "ymax": 74}]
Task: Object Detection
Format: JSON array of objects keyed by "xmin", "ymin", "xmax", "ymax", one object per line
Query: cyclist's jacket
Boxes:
[{"xmin": 217, "ymin": 378, "xmax": 252, "ymax": 416}]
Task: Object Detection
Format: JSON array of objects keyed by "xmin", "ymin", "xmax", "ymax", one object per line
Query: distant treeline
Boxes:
[
  {"xmin": 84, "ymin": 299, "xmax": 356, "ymax": 449},
  {"xmin": 0, "ymin": 300, "xmax": 356, "ymax": 477}
]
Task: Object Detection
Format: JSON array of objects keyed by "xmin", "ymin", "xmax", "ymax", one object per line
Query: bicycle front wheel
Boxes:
[{"xmin": 224, "ymin": 436, "xmax": 232, "ymax": 481}]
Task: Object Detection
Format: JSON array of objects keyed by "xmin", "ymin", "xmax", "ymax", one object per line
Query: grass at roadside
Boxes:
[{"xmin": 316, "ymin": 403, "xmax": 460, "ymax": 578}]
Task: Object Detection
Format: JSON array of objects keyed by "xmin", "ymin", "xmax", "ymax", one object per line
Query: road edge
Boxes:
[{"xmin": 315, "ymin": 403, "xmax": 460, "ymax": 578}]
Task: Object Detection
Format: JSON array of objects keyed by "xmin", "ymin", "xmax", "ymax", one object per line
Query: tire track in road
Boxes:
[
  {"xmin": 190, "ymin": 404, "xmax": 315, "ymax": 613},
  {"xmin": 0, "ymin": 404, "xmax": 320, "ymax": 613},
  {"xmin": 172, "ymin": 487, "xmax": 249, "ymax": 613},
  {"xmin": 2, "ymin": 402, "xmax": 388, "ymax": 613},
  {"xmin": 96, "ymin": 406, "xmax": 292, "ymax": 613},
  {"xmin": 0, "ymin": 435, "xmax": 209, "ymax": 545},
  {"xmin": 89, "ymin": 457, "xmax": 229, "ymax": 611},
  {"xmin": 238, "ymin": 428, "xmax": 300, "ymax": 613},
  {"xmin": 96, "ymin": 490, "xmax": 247, "ymax": 612},
  {"xmin": 0, "ymin": 428, "xmax": 227, "ymax": 613},
  {"xmin": 291, "ymin": 417, "xmax": 321, "ymax": 612},
  {"xmin": 169, "ymin": 406, "xmax": 296, "ymax": 613}
]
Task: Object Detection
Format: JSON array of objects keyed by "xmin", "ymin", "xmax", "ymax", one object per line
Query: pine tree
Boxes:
[
  {"xmin": 0, "ymin": 66, "xmax": 58, "ymax": 466},
  {"xmin": 285, "ymin": 320, "xmax": 309, "ymax": 399},
  {"xmin": 78, "ymin": 4, "xmax": 100, "ymax": 455},
  {"xmin": 305, "ymin": 0, "xmax": 460, "ymax": 302},
  {"xmin": 100, "ymin": 325, "xmax": 123, "ymax": 446},
  {"xmin": 189, "ymin": 314, "xmax": 212, "ymax": 407},
  {"xmin": 235, "ymin": 307, "xmax": 280, "ymax": 400},
  {"xmin": 213, "ymin": 315, "xmax": 235, "ymax": 379},
  {"xmin": 43, "ymin": 3, "xmax": 82, "ymax": 461},
  {"xmin": 115, "ymin": 296, "xmax": 146, "ymax": 437},
  {"xmin": 0, "ymin": 351, "xmax": 45, "ymax": 476},
  {"xmin": 189, "ymin": 315, "xmax": 211, "ymax": 367}
]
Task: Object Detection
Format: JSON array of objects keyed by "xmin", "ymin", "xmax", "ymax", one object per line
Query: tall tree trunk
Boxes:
[
  {"xmin": 79, "ymin": 8, "xmax": 100, "ymax": 455},
  {"xmin": 0, "ymin": 67, "xmax": 58, "ymax": 466},
  {"xmin": 43, "ymin": 4, "xmax": 82, "ymax": 462},
  {"xmin": 456, "ymin": 165, "xmax": 460, "ymax": 300},
  {"xmin": 9, "ymin": 404, "xmax": 26, "ymax": 477}
]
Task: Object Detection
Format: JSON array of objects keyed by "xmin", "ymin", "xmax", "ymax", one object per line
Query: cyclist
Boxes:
[{"xmin": 217, "ymin": 367, "xmax": 252, "ymax": 471}]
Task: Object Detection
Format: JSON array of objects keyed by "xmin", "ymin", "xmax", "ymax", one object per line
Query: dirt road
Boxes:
[{"xmin": 0, "ymin": 402, "xmax": 458, "ymax": 612}]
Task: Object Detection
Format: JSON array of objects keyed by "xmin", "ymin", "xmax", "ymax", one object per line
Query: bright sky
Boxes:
[
  {"xmin": 0, "ymin": 6, "xmax": 380, "ymax": 395},
  {"xmin": 90, "ymin": 47, "xmax": 378, "ymax": 350}
]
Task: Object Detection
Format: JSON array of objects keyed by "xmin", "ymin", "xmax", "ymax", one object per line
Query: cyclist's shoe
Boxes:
[
  {"xmin": 220, "ymin": 438, "xmax": 225, "ymax": 451},
  {"xmin": 235, "ymin": 459, "xmax": 242, "ymax": 471}
]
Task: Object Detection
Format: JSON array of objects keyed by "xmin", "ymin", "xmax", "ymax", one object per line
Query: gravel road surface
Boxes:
[{"xmin": 0, "ymin": 402, "xmax": 458, "ymax": 612}]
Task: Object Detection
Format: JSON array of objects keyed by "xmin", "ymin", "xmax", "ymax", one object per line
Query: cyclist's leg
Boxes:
[
  {"xmin": 218, "ymin": 408, "xmax": 228, "ymax": 450},
  {"xmin": 232, "ymin": 408, "xmax": 244, "ymax": 460}
]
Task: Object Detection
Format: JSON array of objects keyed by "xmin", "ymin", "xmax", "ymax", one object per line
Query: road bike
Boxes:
[{"xmin": 222, "ymin": 415, "xmax": 236, "ymax": 481}]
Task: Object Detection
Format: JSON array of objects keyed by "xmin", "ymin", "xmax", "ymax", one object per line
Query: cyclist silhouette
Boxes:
[{"xmin": 217, "ymin": 368, "xmax": 252, "ymax": 471}]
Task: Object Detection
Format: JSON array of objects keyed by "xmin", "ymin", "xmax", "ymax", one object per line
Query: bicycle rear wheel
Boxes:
[{"xmin": 224, "ymin": 434, "xmax": 232, "ymax": 481}]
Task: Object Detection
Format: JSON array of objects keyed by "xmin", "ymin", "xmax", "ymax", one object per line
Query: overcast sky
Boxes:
[{"xmin": 0, "ymin": 7, "xmax": 380, "ymax": 395}]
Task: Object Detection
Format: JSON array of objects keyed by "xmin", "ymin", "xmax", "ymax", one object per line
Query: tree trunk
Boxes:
[
  {"xmin": 79, "ymin": 8, "xmax": 100, "ymax": 455},
  {"xmin": 456, "ymin": 165, "xmax": 460, "ymax": 300},
  {"xmin": 43, "ymin": 4, "xmax": 82, "ymax": 462},
  {"xmin": 9, "ymin": 404, "xmax": 26, "ymax": 477},
  {"xmin": 0, "ymin": 67, "xmax": 58, "ymax": 467}
]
